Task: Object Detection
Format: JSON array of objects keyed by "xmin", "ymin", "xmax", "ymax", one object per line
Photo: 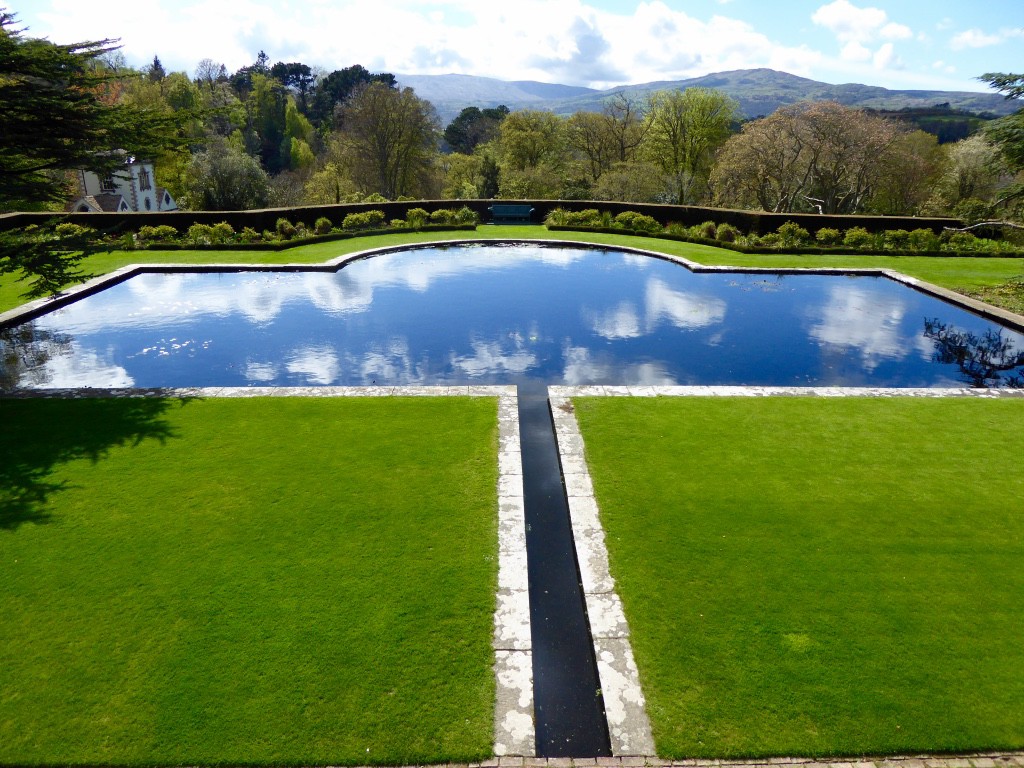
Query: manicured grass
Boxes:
[
  {"xmin": 574, "ymin": 396, "xmax": 1024, "ymax": 758},
  {"xmin": 0, "ymin": 396, "xmax": 499, "ymax": 765},
  {"xmin": 4, "ymin": 225, "xmax": 1021, "ymax": 315}
]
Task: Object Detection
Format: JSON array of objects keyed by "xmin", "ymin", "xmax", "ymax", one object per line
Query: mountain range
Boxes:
[{"xmin": 395, "ymin": 68, "xmax": 1016, "ymax": 124}]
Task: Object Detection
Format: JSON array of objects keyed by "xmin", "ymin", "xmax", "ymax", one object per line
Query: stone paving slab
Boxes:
[{"xmin": 550, "ymin": 386, "xmax": 1024, "ymax": 400}]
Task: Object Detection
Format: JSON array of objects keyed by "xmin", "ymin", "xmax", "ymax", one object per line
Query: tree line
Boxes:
[{"xmin": 2, "ymin": 12, "xmax": 1021, "ymax": 225}]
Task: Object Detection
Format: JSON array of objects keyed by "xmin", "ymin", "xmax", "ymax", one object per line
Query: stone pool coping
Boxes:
[
  {"xmin": 3, "ymin": 238, "xmax": 1023, "ymax": 333},
  {"xmin": 548, "ymin": 384, "xmax": 1024, "ymax": 761},
  {"xmin": 1, "ymin": 385, "xmax": 535, "ymax": 759}
]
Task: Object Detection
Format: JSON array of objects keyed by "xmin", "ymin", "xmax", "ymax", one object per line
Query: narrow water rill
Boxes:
[{"xmin": 517, "ymin": 381, "xmax": 612, "ymax": 756}]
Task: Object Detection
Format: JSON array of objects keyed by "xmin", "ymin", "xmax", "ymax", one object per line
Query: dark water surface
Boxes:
[{"xmin": 4, "ymin": 243, "xmax": 1023, "ymax": 390}]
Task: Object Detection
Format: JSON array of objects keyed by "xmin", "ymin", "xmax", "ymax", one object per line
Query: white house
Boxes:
[{"xmin": 69, "ymin": 157, "xmax": 177, "ymax": 213}]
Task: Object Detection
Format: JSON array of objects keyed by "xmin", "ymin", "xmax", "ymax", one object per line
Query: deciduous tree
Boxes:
[
  {"xmin": 335, "ymin": 82, "xmax": 440, "ymax": 199},
  {"xmin": 641, "ymin": 87, "xmax": 738, "ymax": 204}
]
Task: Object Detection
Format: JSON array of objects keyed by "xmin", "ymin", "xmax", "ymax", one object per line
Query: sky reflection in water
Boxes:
[{"xmin": 3, "ymin": 244, "xmax": 1023, "ymax": 390}]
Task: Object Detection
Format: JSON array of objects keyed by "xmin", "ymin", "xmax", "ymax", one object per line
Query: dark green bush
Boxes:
[
  {"xmin": 883, "ymin": 229, "xmax": 910, "ymax": 250},
  {"xmin": 406, "ymin": 208, "xmax": 429, "ymax": 229},
  {"xmin": 275, "ymin": 217, "xmax": 296, "ymax": 239},
  {"xmin": 429, "ymin": 208, "xmax": 457, "ymax": 225},
  {"xmin": 187, "ymin": 223, "xmax": 215, "ymax": 244},
  {"xmin": 137, "ymin": 224, "xmax": 178, "ymax": 242},
  {"xmin": 342, "ymin": 210, "xmax": 386, "ymax": 231},
  {"xmin": 697, "ymin": 220, "xmax": 717, "ymax": 239},
  {"xmin": 314, "ymin": 216, "xmax": 332, "ymax": 235},
  {"xmin": 843, "ymin": 226, "xmax": 873, "ymax": 248},
  {"xmin": 54, "ymin": 223, "xmax": 96, "ymax": 240},
  {"xmin": 758, "ymin": 232, "xmax": 783, "ymax": 247},
  {"xmin": 908, "ymin": 228, "xmax": 940, "ymax": 251},
  {"xmin": 614, "ymin": 211, "xmax": 661, "ymax": 233},
  {"xmin": 212, "ymin": 221, "xmax": 235, "ymax": 242},
  {"xmin": 944, "ymin": 231, "xmax": 979, "ymax": 251},
  {"xmin": 777, "ymin": 221, "xmax": 810, "ymax": 247},
  {"xmin": 716, "ymin": 223, "xmax": 740, "ymax": 243},
  {"xmin": 815, "ymin": 227, "xmax": 841, "ymax": 246}
]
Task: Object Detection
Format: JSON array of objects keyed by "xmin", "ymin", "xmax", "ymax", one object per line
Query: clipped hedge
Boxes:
[
  {"xmin": 545, "ymin": 224, "xmax": 1024, "ymax": 258},
  {"xmin": 0, "ymin": 199, "xmax": 963, "ymax": 236}
]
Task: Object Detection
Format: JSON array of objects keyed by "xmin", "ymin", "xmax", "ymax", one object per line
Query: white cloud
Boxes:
[
  {"xmin": 880, "ymin": 22, "xmax": 912, "ymax": 40},
  {"xmin": 812, "ymin": 0, "xmax": 889, "ymax": 43},
  {"xmin": 873, "ymin": 43, "xmax": 902, "ymax": 70},
  {"xmin": 26, "ymin": 0, "xmax": 826, "ymax": 89},
  {"xmin": 841, "ymin": 41, "xmax": 872, "ymax": 62},
  {"xmin": 951, "ymin": 28, "xmax": 1005, "ymax": 49}
]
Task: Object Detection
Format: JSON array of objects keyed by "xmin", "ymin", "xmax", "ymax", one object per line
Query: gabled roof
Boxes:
[{"xmin": 70, "ymin": 194, "xmax": 131, "ymax": 213}]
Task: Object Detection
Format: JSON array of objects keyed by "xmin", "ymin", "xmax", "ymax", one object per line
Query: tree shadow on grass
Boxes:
[{"xmin": 1, "ymin": 396, "xmax": 187, "ymax": 530}]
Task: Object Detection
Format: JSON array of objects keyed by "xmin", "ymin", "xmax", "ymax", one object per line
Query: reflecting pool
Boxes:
[{"xmin": 2, "ymin": 243, "xmax": 1023, "ymax": 389}]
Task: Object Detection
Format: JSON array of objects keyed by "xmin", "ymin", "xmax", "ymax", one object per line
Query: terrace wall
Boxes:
[{"xmin": 0, "ymin": 200, "xmax": 962, "ymax": 235}]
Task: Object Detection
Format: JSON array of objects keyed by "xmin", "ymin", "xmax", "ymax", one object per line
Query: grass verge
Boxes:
[
  {"xmin": 574, "ymin": 395, "xmax": 1024, "ymax": 758},
  {"xmin": 3, "ymin": 225, "xmax": 1023, "ymax": 315},
  {"xmin": 0, "ymin": 396, "xmax": 498, "ymax": 765}
]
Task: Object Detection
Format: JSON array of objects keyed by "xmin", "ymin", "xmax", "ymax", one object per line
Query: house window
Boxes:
[
  {"xmin": 100, "ymin": 174, "xmax": 116, "ymax": 191},
  {"xmin": 138, "ymin": 167, "xmax": 152, "ymax": 191},
  {"xmin": 145, "ymin": 197, "xmax": 152, "ymax": 210}
]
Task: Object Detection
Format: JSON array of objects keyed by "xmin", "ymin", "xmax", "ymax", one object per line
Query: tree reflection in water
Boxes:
[
  {"xmin": 0, "ymin": 325, "xmax": 72, "ymax": 391},
  {"xmin": 923, "ymin": 318, "xmax": 1024, "ymax": 388}
]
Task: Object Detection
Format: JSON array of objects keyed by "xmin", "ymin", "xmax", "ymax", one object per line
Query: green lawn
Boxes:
[
  {"xmin": 574, "ymin": 396, "xmax": 1024, "ymax": 759},
  {"xmin": 3, "ymin": 225, "xmax": 1022, "ymax": 314},
  {"xmin": 0, "ymin": 396, "xmax": 499, "ymax": 765}
]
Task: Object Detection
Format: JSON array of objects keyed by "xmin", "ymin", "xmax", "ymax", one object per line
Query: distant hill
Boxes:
[
  {"xmin": 396, "ymin": 68, "xmax": 1015, "ymax": 124},
  {"xmin": 394, "ymin": 74, "xmax": 598, "ymax": 120}
]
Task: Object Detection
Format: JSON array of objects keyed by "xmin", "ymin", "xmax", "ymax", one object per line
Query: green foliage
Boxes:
[
  {"xmin": 212, "ymin": 221, "xmax": 235, "ymax": 241},
  {"xmin": 883, "ymin": 229, "xmax": 911, "ymax": 250},
  {"xmin": 454, "ymin": 206, "xmax": 479, "ymax": 225},
  {"xmin": 137, "ymin": 224, "xmax": 178, "ymax": 242},
  {"xmin": 545, "ymin": 208, "xmax": 603, "ymax": 227},
  {"xmin": 314, "ymin": 216, "xmax": 333, "ymax": 235},
  {"xmin": 53, "ymin": 223, "xmax": 96, "ymax": 240},
  {"xmin": 842, "ymin": 226, "xmax": 874, "ymax": 248},
  {"xmin": 239, "ymin": 226, "xmax": 260, "ymax": 243},
  {"xmin": 758, "ymin": 232, "xmax": 783, "ymax": 248},
  {"xmin": 815, "ymin": 227, "xmax": 842, "ymax": 246},
  {"xmin": 186, "ymin": 222, "xmax": 238, "ymax": 245},
  {"xmin": 777, "ymin": 220, "xmax": 810, "ymax": 247},
  {"xmin": 406, "ymin": 207, "xmax": 429, "ymax": 229},
  {"xmin": 363, "ymin": 192, "xmax": 388, "ymax": 203},
  {"xmin": 952, "ymin": 197, "xmax": 992, "ymax": 225},
  {"xmin": 944, "ymin": 231, "xmax": 980, "ymax": 251},
  {"xmin": 613, "ymin": 211, "xmax": 662, "ymax": 233},
  {"xmin": 341, "ymin": 210, "xmax": 387, "ymax": 231},
  {"xmin": 275, "ymin": 217, "xmax": 296, "ymax": 239},
  {"xmin": 429, "ymin": 208, "xmax": 457, "ymax": 225},
  {"xmin": 697, "ymin": 220, "xmax": 717, "ymax": 239},
  {"xmin": 716, "ymin": 223, "xmax": 741, "ymax": 243},
  {"xmin": 181, "ymin": 137, "xmax": 270, "ymax": 211},
  {"xmin": 908, "ymin": 228, "xmax": 940, "ymax": 251}
]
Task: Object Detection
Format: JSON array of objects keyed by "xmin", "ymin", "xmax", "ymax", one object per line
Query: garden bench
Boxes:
[{"xmin": 489, "ymin": 203, "xmax": 534, "ymax": 223}]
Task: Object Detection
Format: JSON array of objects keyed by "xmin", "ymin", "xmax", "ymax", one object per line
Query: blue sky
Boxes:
[{"xmin": 10, "ymin": 0, "xmax": 1024, "ymax": 94}]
